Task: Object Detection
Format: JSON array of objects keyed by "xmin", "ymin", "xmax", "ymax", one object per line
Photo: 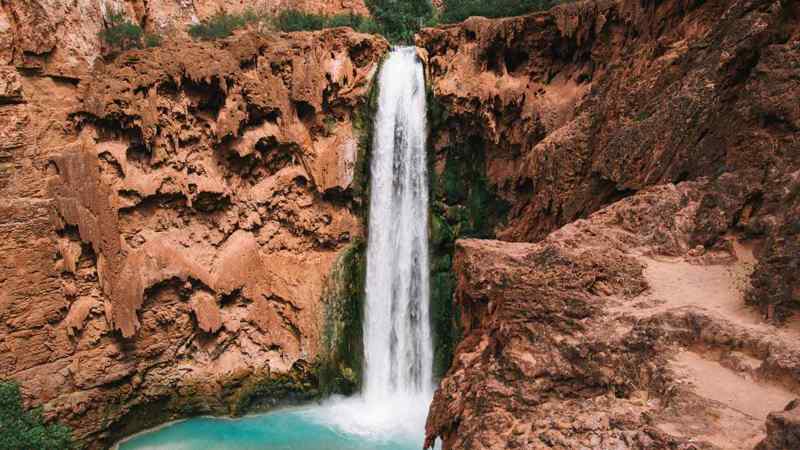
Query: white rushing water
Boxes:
[
  {"xmin": 364, "ymin": 46, "xmax": 433, "ymax": 401},
  {"xmin": 305, "ymin": 47, "xmax": 434, "ymax": 444}
]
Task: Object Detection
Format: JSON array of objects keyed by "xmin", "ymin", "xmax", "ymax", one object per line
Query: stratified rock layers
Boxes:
[{"xmin": 1, "ymin": 28, "xmax": 387, "ymax": 447}]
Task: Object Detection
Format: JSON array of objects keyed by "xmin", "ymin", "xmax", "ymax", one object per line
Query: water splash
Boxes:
[{"xmin": 309, "ymin": 46, "xmax": 435, "ymax": 445}]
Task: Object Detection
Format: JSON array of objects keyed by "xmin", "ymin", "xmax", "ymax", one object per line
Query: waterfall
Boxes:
[
  {"xmin": 363, "ymin": 47, "xmax": 432, "ymax": 401},
  {"xmin": 299, "ymin": 47, "xmax": 434, "ymax": 444},
  {"xmin": 113, "ymin": 48, "xmax": 438, "ymax": 450}
]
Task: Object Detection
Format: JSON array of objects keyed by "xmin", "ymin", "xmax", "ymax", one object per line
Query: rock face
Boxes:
[
  {"xmin": 419, "ymin": 0, "xmax": 800, "ymax": 448},
  {"xmin": 2, "ymin": 0, "xmax": 799, "ymax": 448},
  {"xmin": 426, "ymin": 181, "xmax": 800, "ymax": 449},
  {"xmin": 757, "ymin": 400, "xmax": 800, "ymax": 450},
  {"xmin": 0, "ymin": 0, "xmax": 369, "ymax": 78},
  {"xmin": 418, "ymin": 0, "xmax": 800, "ymax": 319},
  {"xmin": 0, "ymin": 23, "xmax": 386, "ymax": 447}
]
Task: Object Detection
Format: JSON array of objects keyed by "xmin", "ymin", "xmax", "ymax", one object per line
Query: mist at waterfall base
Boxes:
[{"xmin": 118, "ymin": 48, "xmax": 438, "ymax": 450}]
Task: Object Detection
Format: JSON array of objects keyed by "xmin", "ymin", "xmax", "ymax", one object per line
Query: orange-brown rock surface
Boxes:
[
  {"xmin": 426, "ymin": 181, "xmax": 800, "ymax": 449},
  {"xmin": 757, "ymin": 400, "xmax": 800, "ymax": 450},
  {"xmin": 419, "ymin": 0, "xmax": 800, "ymax": 448},
  {"xmin": 1, "ymin": 24, "xmax": 386, "ymax": 447},
  {"xmin": 419, "ymin": 0, "xmax": 799, "ymax": 327},
  {"xmin": 0, "ymin": 0, "xmax": 368, "ymax": 78},
  {"xmin": 2, "ymin": 0, "xmax": 800, "ymax": 448}
]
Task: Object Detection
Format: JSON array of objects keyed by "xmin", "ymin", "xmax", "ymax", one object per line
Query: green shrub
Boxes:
[
  {"xmin": 0, "ymin": 381, "xmax": 74, "ymax": 450},
  {"xmin": 99, "ymin": 8, "xmax": 164, "ymax": 51},
  {"xmin": 276, "ymin": 1, "xmax": 433, "ymax": 43},
  {"xmin": 330, "ymin": 13, "xmax": 384, "ymax": 34},
  {"xmin": 275, "ymin": 10, "xmax": 326, "ymax": 31},
  {"xmin": 192, "ymin": 3, "xmax": 433, "ymax": 44},
  {"xmin": 366, "ymin": 0, "xmax": 435, "ymax": 43},
  {"xmin": 354, "ymin": 17, "xmax": 384, "ymax": 35},
  {"xmin": 99, "ymin": 9, "xmax": 144, "ymax": 51},
  {"xmin": 144, "ymin": 32, "xmax": 163, "ymax": 48},
  {"xmin": 326, "ymin": 14, "xmax": 364, "ymax": 29},
  {"xmin": 274, "ymin": 10, "xmax": 381, "ymax": 35},
  {"xmin": 188, "ymin": 9, "xmax": 263, "ymax": 40},
  {"xmin": 441, "ymin": 0, "xmax": 567, "ymax": 23}
]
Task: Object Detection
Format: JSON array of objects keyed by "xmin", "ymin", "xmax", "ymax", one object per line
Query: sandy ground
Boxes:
[{"xmin": 613, "ymin": 240, "xmax": 799, "ymax": 449}]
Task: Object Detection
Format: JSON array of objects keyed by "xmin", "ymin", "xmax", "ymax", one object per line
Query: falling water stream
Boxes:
[
  {"xmin": 118, "ymin": 48, "xmax": 435, "ymax": 450},
  {"xmin": 364, "ymin": 46, "xmax": 433, "ymax": 402}
]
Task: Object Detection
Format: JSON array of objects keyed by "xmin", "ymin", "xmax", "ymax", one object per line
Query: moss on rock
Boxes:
[
  {"xmin": 350, "ymin": 60, "xmax": 382, "ymax": 216},
  {"xmin": 228, "ymin": 363, "xmax": 318, "ymax": 416},
  {"xmin": 313, "ymin": 60, "xmax": 383, "ymax": 394},
  {"xmin": 426, "ymin": 90, "xmax": 510, "ymax": 378},
  {"xmin": 104, "ymin": 363, "xmax": 320, "ymax": 446},
  {"xmin": 318, "ymin": 239, "xmax": 367, "ymax": 395}
]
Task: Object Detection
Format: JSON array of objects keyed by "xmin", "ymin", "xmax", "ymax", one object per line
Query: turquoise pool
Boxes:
[{"xmin": 117, "ymin": 396, "xmax": 433, "ymax": 450}]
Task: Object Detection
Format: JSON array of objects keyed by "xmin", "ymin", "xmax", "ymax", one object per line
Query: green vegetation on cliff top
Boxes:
[
  {"xmin": 104, "ymin": 0, "xmax": 574, "ymax": 52},
  {"xmin": 366, "ymin": 0, "xmax": 435, "ymax": 43},
  {"xmin": 188, "ymin": 9, "xmax": 264, "ymax": 40},
  {"xmin": 274, "ymin": 10, "xmax": 382, "ymax": 35},
  {"xmin": 440, "ymin": 0, "xmax": 569, "ymax": 23}
]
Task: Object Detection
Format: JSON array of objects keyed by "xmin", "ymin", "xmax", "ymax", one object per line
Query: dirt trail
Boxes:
[
  {"xmin": 615, "ymin": 240, "xmax": 800, "ymax": 343},
  {"xmin": 656, "ymin": 349, "xmax": 796, "ymax": 449},
  {"xmin": 671, "ymin": 351, "xmax": 793, "ymax": 419},
  {"xmin": 611, "ymin": 241, "xmax": 800, "ymax": 448},
  {"xmin": 632, "ymin": 242, "xmax": 800, "ymax": 342}
]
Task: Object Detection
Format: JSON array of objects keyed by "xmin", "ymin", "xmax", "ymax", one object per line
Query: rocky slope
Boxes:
[
  {"xmin": 1, "ymin": 13, "xmax": 386, "ymax": 447},
  {"xmin": 419, "ymin": 0, "xmax": 799, "ymax": 448},
  {"xmin": 419, "ymin": 0, "xmax": 799, "ymax": 319},
  {"xmin": 425, "ymin": 181, "xmax": 800, "ymax": 449}
]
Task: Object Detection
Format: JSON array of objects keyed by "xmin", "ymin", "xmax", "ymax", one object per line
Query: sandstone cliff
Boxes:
[
  {"xmin": 419, "ymin": 0, "xmax": 800, "ymax": 448},
  {"xmin": 1, "ymin": 16, "xmax": 387, "ymax": 447}
]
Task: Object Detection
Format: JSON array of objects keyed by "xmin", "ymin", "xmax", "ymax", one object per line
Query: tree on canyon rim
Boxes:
[
  {"xmin": 441, "ymin": 0, "xmax": 569, "ymax": 23},
  {"xmin": 366, "ymin": 0, "xmax": 435, "ymax": 42}
]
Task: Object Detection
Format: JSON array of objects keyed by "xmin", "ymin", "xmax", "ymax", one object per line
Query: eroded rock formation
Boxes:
[
  {"xmin": 1, "ymin": 22, "xmax": 386, "ymax": 447},
  {"xmin": 419, "ymin": 0, "xmax": 799, "ymax": 330},
  {"xmin": 419, "ymin": 0, "xmax": 800, "ymax": 448},
  {"xmin": 426, "ymin": 180, "xmax": 800, "ymax": 449},
  {"xmin": 757, "ymin": 400, "xmax": 800, "ymax": 450},
  {"xmin": 2, "ymin": 0, "xmax": 799, "ymax": 448}
]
